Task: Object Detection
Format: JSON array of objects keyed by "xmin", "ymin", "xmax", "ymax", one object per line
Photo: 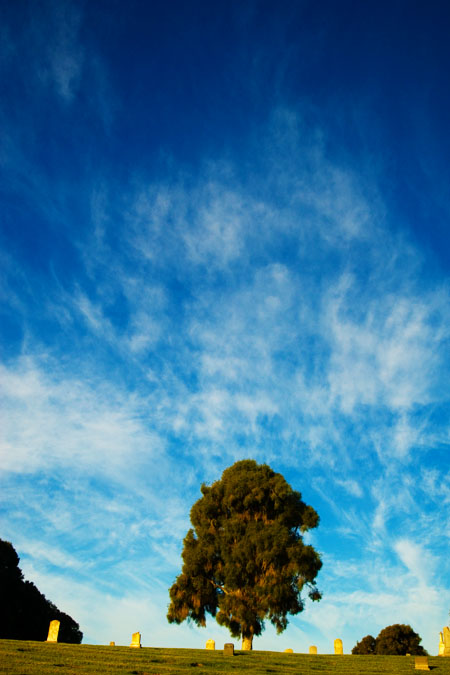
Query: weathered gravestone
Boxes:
[
  {"xmin": 223, "ymin": 643, "xmax": 234, "ymax": 656},
  {"xmin": 205, "ymin": 639, "xmax": 215, "ymax": 650},
  {"xmin": 415, "ymin": 656, "xmax": 430, "ymax": 670},
  {"xmin": 440, "ymin": 627, "xmax": 450, "ymax": 656},
  {"xmin": 334, "ymin": 638, "xmax": 343, "ymax": 654},
  {"xmin": 130, "ymin": 632, "xmax": 142, "ymax": 648},
  {"xmin": 309, "ymin": 645, "xmax": 318, "ymax": 654},
  {"xmin": 46, "ymin": 620, "xmax": 60, "ymax": 642},
  {"xmin": 284, "ymin": 648, "xmax": 294, "ymax": 653}
]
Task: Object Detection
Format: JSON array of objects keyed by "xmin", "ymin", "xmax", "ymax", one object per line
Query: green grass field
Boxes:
[{"xmin": 1, "ymin": 640, "xmax": 449, "ymax": 675}]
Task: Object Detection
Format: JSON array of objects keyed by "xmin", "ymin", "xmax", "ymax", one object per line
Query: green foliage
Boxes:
[
  {"xmin": 0, "ymin": 539, "xmax": 82, "ymax": 643},
  {"xmin": 352, "ymin": 624, "xmax": 426, "ymax": 656},
  {"xmin": 167, "ymin": 459, "xmax": 322, "ymax": 645},
  {"xmin": 352, "ymin": 634, "xmax": 376, "ymax": 654},
  {"xmin": 375, "ymin": 624, "xmax": 426, "ymax": 656}
]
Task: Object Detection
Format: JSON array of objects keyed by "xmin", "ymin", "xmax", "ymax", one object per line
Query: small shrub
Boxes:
[
  {"xmin": 352, "ymin": 623, "xmax": 427, "ymax": 655},
  {"xmin": 375, "ymin": 623, "xmax": 427, "ymax": 655},
  {"xmin": 352, "ymin": 635, "xmax": 376, "ymax": 654}
]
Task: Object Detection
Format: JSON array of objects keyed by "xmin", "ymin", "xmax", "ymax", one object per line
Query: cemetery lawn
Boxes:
[{"xmin": 1, "ymin": 640, "xmax": 450, "ymax": 675}]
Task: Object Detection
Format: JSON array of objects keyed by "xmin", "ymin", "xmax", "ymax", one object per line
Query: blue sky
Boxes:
[{"xmin": 1, "ymin": 0, "xmax": 450, "ymax": 654}]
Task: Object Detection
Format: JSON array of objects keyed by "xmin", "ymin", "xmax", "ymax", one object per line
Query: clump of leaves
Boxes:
[{"xmin": 352, "ymin": 624, "xmax": 427, "ymax": 655}]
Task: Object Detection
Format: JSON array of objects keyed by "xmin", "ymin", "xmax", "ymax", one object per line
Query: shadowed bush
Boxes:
[
  {"xmin": 352, "ymin": 624, "xmax": 427, "ymax": 656},
  {"xmin": 352, "ymin": 634, "xmax": 376, "ymax": 654},
  {"xmin": 0, "ymin": 539, "xmax": 82, "ymax": 643}
]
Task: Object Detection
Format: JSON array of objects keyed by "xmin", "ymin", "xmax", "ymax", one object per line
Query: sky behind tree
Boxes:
[{"xmin": 1, "ymin": 0, "xmax": 449, "ymax": 654}]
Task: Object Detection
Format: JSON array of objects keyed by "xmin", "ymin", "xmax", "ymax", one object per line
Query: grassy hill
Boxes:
[{"xmin": 1, "ymin": 639, "xmax": 449, "ymax": 675}]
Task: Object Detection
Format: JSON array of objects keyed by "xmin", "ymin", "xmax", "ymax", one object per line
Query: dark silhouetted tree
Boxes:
[
  {"xmin": 167, "ymin": 459, "xmax": 322, "ymax": 650},
  {"xmin": 0, "ymin": 539, "xmax": 24, "ymax": 639},
  {"xmin": 352, "ymin": 634, "xmax": 377, "ymax": 654},
  {"xmin": 353, "ymin": 624, "xmax": 427, "ymax": 656},
  {"xmin": 0, "ymin": 538, "xmax": 82, "ymax": 643},
  {"xmin": 375, "ymin": 624, "xmax": 427, "ymax": 655}
]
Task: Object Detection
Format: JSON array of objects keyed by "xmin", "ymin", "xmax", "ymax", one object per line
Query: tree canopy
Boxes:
[
  {"xmin": 0, "ymin": 539, "xmax": 82, "ymax": 643},
  {"xmin": 375, "ymin": 624, "xmax": 427, "ymax": 655},
  {"xmin": 167, "ymin": 459, "xmax": 322, "ymax": 649},
  {"xmin": 352, "ymin": 624, "xmax": 427, "ymax": 655},
  {"xmin": 352, "ymin": 634, "xmax": 376, "ymax": 654}
]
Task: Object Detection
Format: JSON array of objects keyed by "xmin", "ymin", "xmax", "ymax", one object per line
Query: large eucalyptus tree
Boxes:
[{"xmin": 167, "ymin": 459, "xmax": 322, "ymax": 650}]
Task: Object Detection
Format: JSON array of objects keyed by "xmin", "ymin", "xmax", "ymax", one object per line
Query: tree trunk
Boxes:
[{"xmin": 242, "ymin": 635, "xmax": 253, "ymax": 650}]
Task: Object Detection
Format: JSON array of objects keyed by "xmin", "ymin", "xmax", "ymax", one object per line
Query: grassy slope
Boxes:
[{"xmin": 1, "ymin": 640, "xmax": 449, "ymax": 675}]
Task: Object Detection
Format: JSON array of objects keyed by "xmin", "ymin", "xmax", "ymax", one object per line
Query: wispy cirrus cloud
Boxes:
[
  {"xmin": 35, "ymin": 1, "xmax": 85, "ymax": 103},
  {"xmin": 0, "ymin": 358, "xmax": 167, "ymax": 479}
]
